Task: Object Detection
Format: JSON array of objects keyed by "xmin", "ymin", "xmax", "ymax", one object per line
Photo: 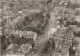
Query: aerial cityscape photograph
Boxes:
[{"xmin": 0, "ymin": 0, "xmax": 80, "ymax": 56}]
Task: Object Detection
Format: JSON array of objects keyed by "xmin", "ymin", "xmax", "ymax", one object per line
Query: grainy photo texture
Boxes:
[{"xmin": 0, "ymin": 0, "xmax": 80, "ymax": 56}]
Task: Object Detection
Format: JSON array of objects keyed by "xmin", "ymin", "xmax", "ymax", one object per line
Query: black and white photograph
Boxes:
[{"xmin": 0, "ymin": 0, "xmax": 80, "ymax": 56}]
